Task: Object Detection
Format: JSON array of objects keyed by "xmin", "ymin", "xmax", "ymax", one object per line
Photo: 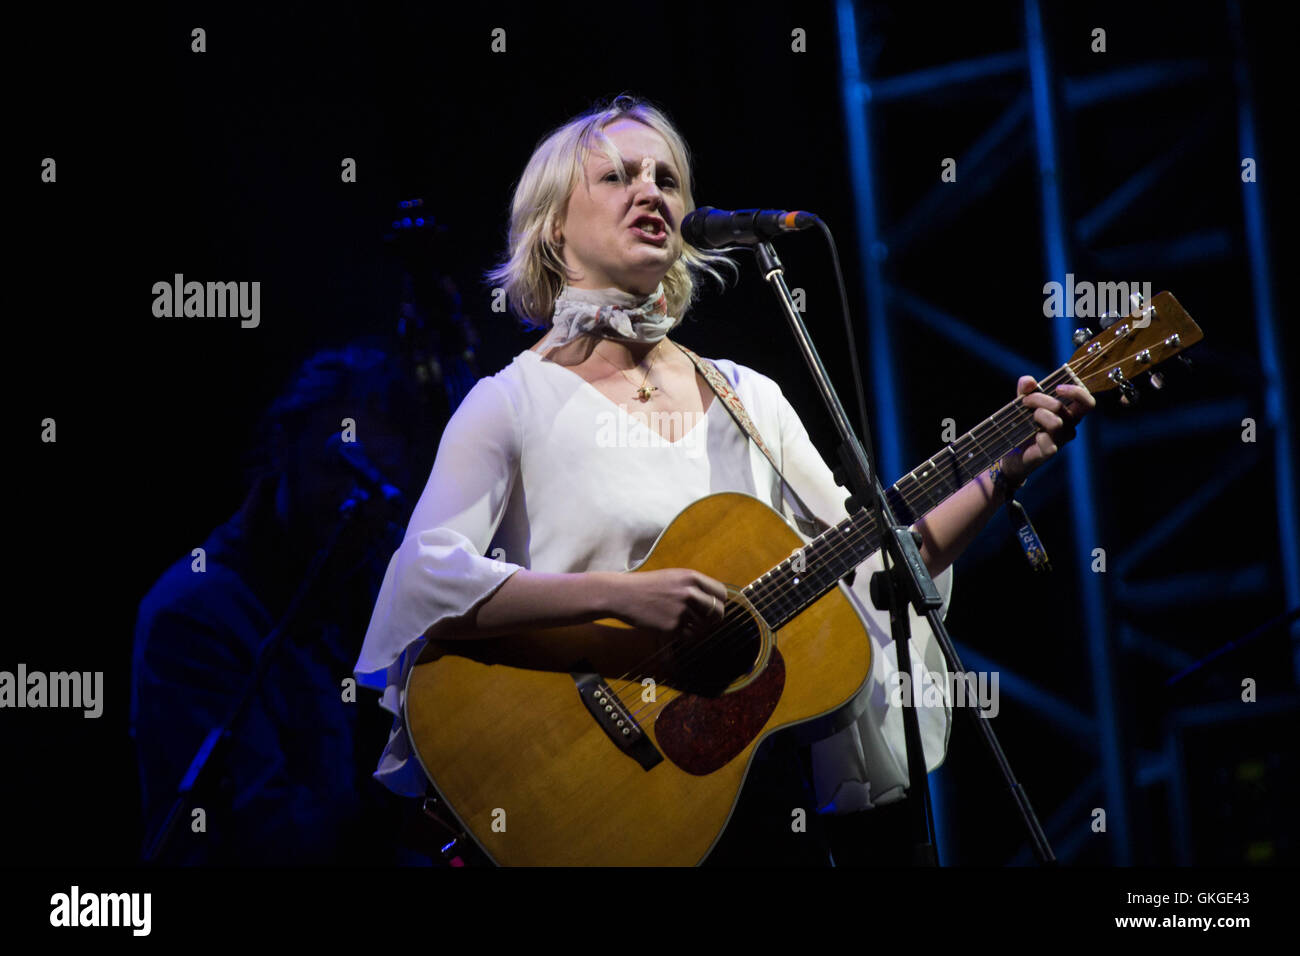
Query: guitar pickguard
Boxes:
[{"xmin": 654, "ymin": 648, "xmax": 786, "ymax": 775}]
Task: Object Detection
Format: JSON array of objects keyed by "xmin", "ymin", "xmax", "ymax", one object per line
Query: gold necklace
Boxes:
[{"xmin": 595, "ymin": 340, "xmax": 663, "ymax": 402}]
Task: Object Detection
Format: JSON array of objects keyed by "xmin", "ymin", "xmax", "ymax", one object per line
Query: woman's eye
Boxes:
[{"xmin": 602, "ymin": 169, "xmax": 676, "ymax": 188}]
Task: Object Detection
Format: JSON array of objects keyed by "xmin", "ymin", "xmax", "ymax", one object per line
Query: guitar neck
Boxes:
[
  {"xmin": 741, "ymin": 362, "xmax": 1080, "ymax": 630},
  {"xmin": 885, "ymin": 361, "xmax": 1080, "ymax": 524}
]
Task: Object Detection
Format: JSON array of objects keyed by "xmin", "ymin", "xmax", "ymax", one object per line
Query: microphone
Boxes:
[{"xmin": 681, "ymin": 206, "xmax": 818, "ymax": 249}]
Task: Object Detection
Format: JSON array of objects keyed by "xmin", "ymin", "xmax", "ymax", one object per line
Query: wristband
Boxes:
[
  {"xmin": 988, "ymin": 459, "xmax": 1025, "ymax": 499},
  {"xmin": 988, "ymin": 460, "xmax": 1051, "ymax": 572}
]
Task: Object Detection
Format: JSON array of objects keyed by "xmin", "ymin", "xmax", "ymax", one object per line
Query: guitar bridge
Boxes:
[{"xmin": 570, "ymin": 665, "xmax": 663, "ymax": 771}]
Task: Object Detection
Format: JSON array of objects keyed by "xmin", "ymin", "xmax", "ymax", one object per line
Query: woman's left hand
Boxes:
[{"xmin": 1000, "ymin": 376, "xmax": 1096, "ymax": 482}]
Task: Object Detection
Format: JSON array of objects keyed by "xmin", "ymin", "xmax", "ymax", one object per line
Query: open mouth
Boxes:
[{"xmin": 630, "ymin": 217, "xmax": 668, "ymax": 244}]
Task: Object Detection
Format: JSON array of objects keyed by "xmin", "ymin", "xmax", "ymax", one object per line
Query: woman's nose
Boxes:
[
  {"xmin": 632, "ymin": 173, "xmax": 664, "ymax": 207},
  {"xmin": 634, "ymin": 182, "xmax": 663, "ymax": 207},
  {"xmin": 633, "ymin": 158, "xmax": 662, "ymax": 196}
]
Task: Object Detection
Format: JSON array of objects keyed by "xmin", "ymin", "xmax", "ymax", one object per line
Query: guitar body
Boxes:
[{"xmin": 404, "ymin": 492, "xmax": 877, "ymax": 866}]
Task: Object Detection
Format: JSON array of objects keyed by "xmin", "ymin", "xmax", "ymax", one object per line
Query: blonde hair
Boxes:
[{"xmin": 484, "ymin": 94, "xmax": 737, "ymax": 328}]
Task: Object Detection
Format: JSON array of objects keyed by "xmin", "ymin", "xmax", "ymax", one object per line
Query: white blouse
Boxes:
[{"xmin": 354, "ymin": 346, "xmax": 953, "ymax": 814}]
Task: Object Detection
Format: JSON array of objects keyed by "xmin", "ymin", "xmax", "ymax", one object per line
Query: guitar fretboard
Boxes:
[{"xmin": 739, "ymin": 363, "xmax": 1079, "ymax": 630}]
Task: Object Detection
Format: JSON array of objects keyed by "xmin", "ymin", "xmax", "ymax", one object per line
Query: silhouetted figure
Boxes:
[{"xmin": 131, "ymin": 343, "xmax": 434, "ymax": 864}]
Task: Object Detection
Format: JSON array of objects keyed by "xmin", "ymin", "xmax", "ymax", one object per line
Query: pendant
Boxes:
[{"xmin": 635, "ymin": 384, "xmax": 657, "ymax": 402}]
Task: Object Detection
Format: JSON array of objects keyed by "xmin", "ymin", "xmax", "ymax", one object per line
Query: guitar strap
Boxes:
[{"xmin": 675, "ymin": 342, "xmax": 832, "ymax": 538}]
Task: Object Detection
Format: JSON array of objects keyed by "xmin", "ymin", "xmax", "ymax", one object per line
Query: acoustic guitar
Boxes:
[{"xmin": 404, "ymin": 292, "xmax": 1202, "ymax": 865}]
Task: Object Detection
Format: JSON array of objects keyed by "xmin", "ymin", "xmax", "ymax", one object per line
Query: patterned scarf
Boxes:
[{"xmin": 542, "ymin": 282, "xmax": 678, "ymax": 349}]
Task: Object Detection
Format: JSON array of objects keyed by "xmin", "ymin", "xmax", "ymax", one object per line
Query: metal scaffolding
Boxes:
[{"xmin": 835, "ymin": 0, "xmax": 1296, "ymax": 864}]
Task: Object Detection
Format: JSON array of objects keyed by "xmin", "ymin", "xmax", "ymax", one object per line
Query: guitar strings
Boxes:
[
  {"xmin": 607, "ymin": 346, "xmax": 1111, "ymax": 723},
  {"xmin": 604, "ymin": 335, "xmax": 1131, "ymax": 724},
  {"xmin": 607, "ymin": 367, "xmax": 1070, "ymax": 725},
  {"xmin": 608, "ymin": 358, "xmax": 1071, "ymax": 690},
  {"xmin": 687, "ymin": 328, "xmax": 1127, "ymax": 642},
  {"xmin": 604, "ymin": 389, "xmax": 1038, "ymax": 724}
]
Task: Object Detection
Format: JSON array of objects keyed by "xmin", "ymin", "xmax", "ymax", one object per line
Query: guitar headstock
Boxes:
[{"xmin": 1067, "ymin": 291, "xmax": 1203, "ymax": 402}]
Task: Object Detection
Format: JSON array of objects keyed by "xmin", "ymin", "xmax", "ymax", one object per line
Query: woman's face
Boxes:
[{"xmin": 556, "ymin": 118, "xmax": 686, "ymax": 295}]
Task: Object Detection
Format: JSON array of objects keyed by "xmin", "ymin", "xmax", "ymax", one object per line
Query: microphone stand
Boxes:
[
  {"xmin": 753, "ymin": 240, "xmax": 1056, "ymax": 866},
  {"xmin": 141, "ymin": 486, "xmax": 393, "ymax": 864}
]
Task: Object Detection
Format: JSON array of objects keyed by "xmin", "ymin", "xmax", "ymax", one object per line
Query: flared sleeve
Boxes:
[
  {"xmin": 353, "ymin": 374, "xmax": 525, "ymax": 796},
  {"xmin": 769, "ymin": 384, "xmax": 954, "ymax": 813}
]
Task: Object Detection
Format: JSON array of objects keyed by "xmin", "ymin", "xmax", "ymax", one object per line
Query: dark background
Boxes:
[{"xmin": 9, "ymin": 0, "xmax": 1296, "ymax": 868}]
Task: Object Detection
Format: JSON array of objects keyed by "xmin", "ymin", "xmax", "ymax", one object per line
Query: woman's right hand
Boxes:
[{"xmin": 608, "ymin": 568, "xmax": 729, "ymax": 637}]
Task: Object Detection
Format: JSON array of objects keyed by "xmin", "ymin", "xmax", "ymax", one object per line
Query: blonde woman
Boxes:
[{"xmin": 354, "ymin": 94, "xmax": 1093, "ymax": 865}]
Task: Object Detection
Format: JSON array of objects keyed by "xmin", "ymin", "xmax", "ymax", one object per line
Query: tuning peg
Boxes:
[
  {"xmin": 1109, "ymin": 367, "xmax": 1140, "ymax": 406},
  {"xmin": 1128, "ymin": 292, "xmax": 1145, "ymax": 310},
  {"xmin": 1099, "ymin": 312, "xmax": 1120, "ymax": 330},
  {"xmin": 1072, "ymin": 327, "xmax": 1094, "ymax": 347},
  {"xmin": 1148, "ymin": 371, "xmax": 1165, "ymax": 390}
]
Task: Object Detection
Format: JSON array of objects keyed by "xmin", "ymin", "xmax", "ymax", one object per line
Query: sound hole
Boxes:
[{"xmin": 669, "ymin": 607, "xmax": 765, "ymax": 697}]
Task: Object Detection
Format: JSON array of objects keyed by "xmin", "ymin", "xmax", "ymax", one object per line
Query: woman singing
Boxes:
[{"xmin": 354, "ymin": 94, "xmax": 1093, "ymax": 866}]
